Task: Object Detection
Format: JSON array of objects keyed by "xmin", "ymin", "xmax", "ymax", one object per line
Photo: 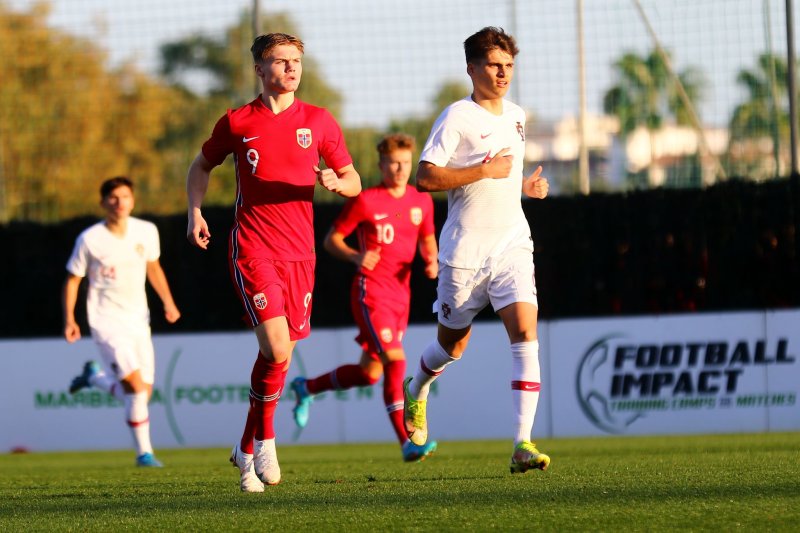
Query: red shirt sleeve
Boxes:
[
  {"xmin": 332, "ymin": 195, "xmax": 365, "ymax": 237},
  {"xmin": 201, "ymin": 112, "xmax": 235, "ymax": 167},
  {"xmin": 419, "ymin": 193, "xmax": 435, "ymax": 239}
]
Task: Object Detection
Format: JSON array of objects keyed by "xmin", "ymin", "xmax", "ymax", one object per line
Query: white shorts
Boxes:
[
  {"xmin": 90, "ymin": 325, "xmax": 155, "ymax": 384},
  {"xmin": 435, "ymin": 247, "xmax": 538, "ymax": 329}
]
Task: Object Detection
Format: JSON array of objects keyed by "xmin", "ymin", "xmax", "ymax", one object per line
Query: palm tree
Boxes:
[
  {"xmin": 603, "ymin": 50, "xmax": 704, "ymax": 187},
  {"xmin": 727, "ymin": 53, "xmax": 795, "ymax": 179},
  {"xmin": 730, "ymin": 53, "xmax": 789, "ymax": 142}
]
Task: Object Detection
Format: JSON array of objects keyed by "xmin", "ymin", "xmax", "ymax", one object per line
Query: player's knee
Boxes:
[
  {"xmin": 258, "ymin": 343, "xmax": 292, "ymax": 365},
  {"xmin": 360, "ymin": 363, "xmax": 383, "ymax": 385},
  {"xmin": 120, "ymin": 370, "xmax": 147, "ymax": 393},
  {"xmin": 363, "ymin": 370, "xmax": 381, "ymax": 385},
  {"xmin": 510, "ymin": 329, "xmax": 538, "ymax": 344}
]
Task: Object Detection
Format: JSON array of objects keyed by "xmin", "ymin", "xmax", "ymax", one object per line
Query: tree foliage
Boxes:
[
  {"xmin": 729, "ymin": 53, "xmax": 790, "ymax": 141},
  {"xmin": 603, "ymin": 49, "xmax": 704, "ymax": 137},
  {"xmin": 0, "ymin": 2, "xmax": 187, "ymax": 222}
]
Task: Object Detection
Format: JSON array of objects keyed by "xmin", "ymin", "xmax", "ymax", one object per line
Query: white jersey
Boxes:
[
  {"xmin": 420, "ymin": 96, "xmax": 532, "ymax": 268},
  {"xmin": 66, "ymin": 217, "xmax": 160, "ymax": 331}
]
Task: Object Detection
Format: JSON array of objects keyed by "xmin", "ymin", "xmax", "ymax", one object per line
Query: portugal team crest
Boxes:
[
  {"xmin": 253, "ymin": 292, "xmax": 267, "ymax": 310},
  {"xmin": 296, "ymin": 128, "xmax": 312, "ymax": 149},
  {"xmin": 410, "ymin": 207, "xmax": 423, "ymax": 226}
]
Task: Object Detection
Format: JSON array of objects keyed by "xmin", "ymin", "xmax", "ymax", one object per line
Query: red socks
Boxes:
[
  {"xmin": 306, "ymin": 364, "xmax": 377, "ymax": 394},
  {"xmin": 244, "ymin": 353, "xmax": 289, "ymax": 444}
]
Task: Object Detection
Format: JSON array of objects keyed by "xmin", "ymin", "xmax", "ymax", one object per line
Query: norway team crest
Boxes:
[
  {"xmin": 410, "ymin": 207, "xmax": 423, "ymax": 225},
  {"xmin": 253, "ymin": 292, "xmax": 267, "ymax": 310},
  {"xmin": 296, "ymin": 128, "xmax": 312, "ymax": 149}
]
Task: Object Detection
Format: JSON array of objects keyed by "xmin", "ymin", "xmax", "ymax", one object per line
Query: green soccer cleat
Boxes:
[
  {"xmin": 402, "ymin": 439, "xmax": 438, "ymax": 463},
  {"xmin": 290, "ymin": 376, "xmax": 313, "ymax": 428},
  {"xmin": 69, "ymin": 360, "xmax": 101, "ymax": 394},
  {"xmin": 403, "ymin": 377, "xmax": 429, "ymax": 446},
  {"xmin": 509, "ymin": 441, "xmax": 550, "ymax": 474}
]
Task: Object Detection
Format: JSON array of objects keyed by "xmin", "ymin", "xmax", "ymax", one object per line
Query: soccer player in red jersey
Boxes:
[
  {"xmin": 186, "ymin": 33, "xmax": 361, "ymax": 492},
  {"xmin": 289, "ymin": 133, "xmax": 439, "ymax": 462}
]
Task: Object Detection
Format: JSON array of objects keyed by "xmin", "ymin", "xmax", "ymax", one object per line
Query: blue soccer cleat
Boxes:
[
  {"xmin": 69, "ymin": 360, "xmax": 101, "ymax": 394},
  {"xmin": 290, "ymin": 377, "xmax": 313, "ymax": 428},
  {"xmin": 136, "ymin": 452, "xmax": 164, "ymax": 468},
  {"xmin": 402, "ymin": 439, "xmax": 438, "ymax": 463}
]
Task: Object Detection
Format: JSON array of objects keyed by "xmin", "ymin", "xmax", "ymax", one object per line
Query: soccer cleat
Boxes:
[
  {"xmin": 509, "ymin": 441, "xmax": 550, "ymax": 474},
  {"xmin": 403, "ymin": 377, "xmax": 428, "ymax": 446},
  {"xmin": 290, "ymin": 376, "xmax": 313, "ymax": 428},
  {"xmin": 69, "ymin": 360, "xmax": 101, "ymax": 394},
  {"xmin": 253, "ymin": 439, "xmax": 281, "ymax": 485},
  {"xmin": 136, "ymin": 452, "xmax": 164, "ymax": 468},
  {"xmin": 402, "ymin": 439, "xmax": 438, "ymax": 463},
  {"xmin": 230, "ymin": 444, "xmax": 265, "ymax": 493}
]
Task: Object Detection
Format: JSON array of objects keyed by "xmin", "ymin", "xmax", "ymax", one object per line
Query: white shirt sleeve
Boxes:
[
  {"xmin": 420, "ymin": 106, "xmax": 463, "ymax": 167},
  {"xmin": 146, "ymin": 222, "xmax": 161, "ymax": 262},
  {"xmin": 65, "ymin": 233, "xmax": 89, "ymax": 277}
]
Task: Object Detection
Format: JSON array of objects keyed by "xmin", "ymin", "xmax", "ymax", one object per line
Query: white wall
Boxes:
[{"xmin": 1, "ymin": 309, "xmax": 798, "ymax": 452}]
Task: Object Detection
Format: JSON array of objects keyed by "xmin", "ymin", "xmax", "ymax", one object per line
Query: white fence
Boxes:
[{"xmin": 1, "ymin": 309, "xmax": 798, "ymax": 452}]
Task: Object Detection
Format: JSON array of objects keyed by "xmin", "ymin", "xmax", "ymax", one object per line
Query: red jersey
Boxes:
[
  {"xmin": 334, "ymin": 184, "xmax": 435, "ymax": 305},
  {"xmin": 202, "ymin": 97, "xmax": 353, "ymax": 260}
]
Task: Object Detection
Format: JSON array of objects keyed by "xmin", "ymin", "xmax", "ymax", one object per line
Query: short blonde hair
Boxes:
[{"xmin": 377, "ymin": 133, "xmax": 416, "ymax": 159}]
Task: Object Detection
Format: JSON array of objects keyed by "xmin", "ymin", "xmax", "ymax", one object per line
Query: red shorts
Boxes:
[
  {"xmin": 350, "ymin": 278, "xmax": 409, "ymax": 359},
  {"xmin": 230, "ymin": 257, "xmax": 315, "ymax": 341}
]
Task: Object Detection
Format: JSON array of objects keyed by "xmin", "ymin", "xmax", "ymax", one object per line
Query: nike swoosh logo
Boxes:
[
  {"xmin": 242, "ymin": 136, "xmax": 260, "ymax": 143},
  {"xmin": 374, "ymin": 214, "xmax": 389, "ymax": 220},
  {"xmin": 480, "ymin": 133, "xmax": 492, "ymax": 139}
]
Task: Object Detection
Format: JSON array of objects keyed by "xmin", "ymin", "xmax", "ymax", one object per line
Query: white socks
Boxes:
[
  {"xmin": 125, "ymin": 391, "xmax": 153, "ymax": 456},
  {"xmin": 511, "ymin": 340, "xmax": 541, "ymax": 445},
  {"xmin": 410, "ymin": 340, "xmax": 459, "ymax": 400}
]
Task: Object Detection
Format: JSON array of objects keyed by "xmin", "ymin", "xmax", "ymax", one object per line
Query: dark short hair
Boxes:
[
  {"xmin": 464, "ymin": 26, "xmax": 519, "ymax": 64},
  {"xmin": 100, "ymin": 176, "xmax": 133, "ymax": 199},
  {"xmin": 251, "ymin": 33, "xmax": 305, "ymax": 62}
]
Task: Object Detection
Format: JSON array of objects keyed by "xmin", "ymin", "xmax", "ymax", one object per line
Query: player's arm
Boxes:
[
  {"xmin": 418, "ymin": 234, "xmax": 439, "ymax": 279},
  {"xmin": 62, "ymin": 273, "xmax": 83, "ymax": 343},
  {"xmin": 416, "ymin": 148, "xmax": 513, "ymax": 192},
  {"xmin": 146, "ymin": 260, "xmax": 181, "ymax": 324},
  {"xmin": 323, "ymin": 227, "xmax": 380, "ymax": 271},
  {"xmin": 315, "ymin": 163, "xmax": 362, "ymax": 198},
  {"xmin": 522, "ymin": 165, "xmax": 549, "ymax": 199},
  {"xmin": 186, "ymin": 152, "xmax": 216, "ymax": 249}
]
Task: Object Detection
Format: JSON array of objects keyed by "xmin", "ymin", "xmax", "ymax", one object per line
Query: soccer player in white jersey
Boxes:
[
  {"xmin": 63, "ymin": 176, "xmax": 181, "ymax": 467},
  {"xmin": 402, "ymin": 26, "xmax": 551, "ymax": 473}
]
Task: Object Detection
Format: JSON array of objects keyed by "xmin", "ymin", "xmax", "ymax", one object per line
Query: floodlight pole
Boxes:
[
  {"xmin": 253, "ymin": 0, "xmax": 262, "ymax": 98},
  {"xmin": 577, "ymin": 0, "xmax": 590, "ymax": 195},
  {"xmin": 509, "ymin": 0, "xmax": 520, "ymax": 104},
  {"xmin": 786, "ymin": 0, "xmax": 799, "ymax": 176},
  {"xmin": 785, "ymin": 0, "xmax": 800, "ymax": 303}
]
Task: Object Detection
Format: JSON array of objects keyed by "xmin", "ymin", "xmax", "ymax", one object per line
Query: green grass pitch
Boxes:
[{"xmin": 1, "ymin": 433, "xmax": 798, "ymax": 531}]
